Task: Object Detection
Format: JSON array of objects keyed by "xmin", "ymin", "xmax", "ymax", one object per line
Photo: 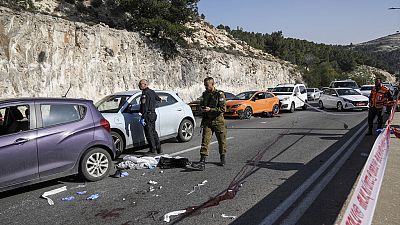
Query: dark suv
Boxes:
[{"xmin": 0, "ymin": 98, "xmax": 116, "ymax": 192}]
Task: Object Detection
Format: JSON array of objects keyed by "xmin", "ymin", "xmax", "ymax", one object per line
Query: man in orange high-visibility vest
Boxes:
[{"xmin": 367, "ymin": 78, "xmax": 393, "ymax": 135}]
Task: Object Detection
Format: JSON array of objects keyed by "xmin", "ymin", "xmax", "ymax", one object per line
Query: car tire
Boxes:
[
  {"xmin": 111, "ymin": 131, "xmax": 124, "ymax": 156},
  {"xmin": 337, "ymin": 102, "xmax": 344, "ymax": 111},
  {"xmin": 80, "ymin": 147, "xmax": 112, "ymax": 182},
  {"xmin": 272, "ymin": 104, "xmax": 280, "ymax": 114},
  {"xmin": 177, "ymin": 119, "xmax": 194, "ymax": 142},
  {"xmin": 241, "ymin": 107, "xmax": 253, "ymax": 119},
  {"xmin": 289, "ymin": 102, "xmax": 295, "ymax": 113},
  {"xmin": 319, "ymin": 100, "xmax": 324, "ymax": 109},
  {"xmin": 302, "ymin": 101, "xmax": 308, "ymax": 110}
]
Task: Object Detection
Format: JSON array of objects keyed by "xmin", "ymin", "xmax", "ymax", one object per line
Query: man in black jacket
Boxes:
[{"xmin": 139, "ymin": 79, "xmax": 162, "ymax": 154}]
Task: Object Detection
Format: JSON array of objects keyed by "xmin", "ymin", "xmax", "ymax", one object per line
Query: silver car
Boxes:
[{"xmin": 95, "ymin": 91, "xmax": 195, "ymax": 155}]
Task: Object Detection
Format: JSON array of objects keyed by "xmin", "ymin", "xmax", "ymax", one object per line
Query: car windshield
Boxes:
[
  {"xmin": 236, "ymin": 91, "xmax": 257, "ymax": 100},
  {"xmin": 95, "ymin": 95, "xmax": 131, "ymax": 113},
  {"xmin": 360, "ymin": 86, "xmax": 373, "ymax": 91},
  {"xmin": 336, "ymin": 89, "xmax": 360, "ymax": 96},
  {"xmin": 333, "ymin": 82, "xmax": 358, "ymax": 89},
  {"xmin": 273, "ymin": 87, "xmax": 294, "ymax": 93}
]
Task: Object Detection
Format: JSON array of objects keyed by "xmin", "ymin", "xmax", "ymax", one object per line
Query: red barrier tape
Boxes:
[{"xmin": 340, "ymin": 92, "xmax": 399, "ymax": 225}]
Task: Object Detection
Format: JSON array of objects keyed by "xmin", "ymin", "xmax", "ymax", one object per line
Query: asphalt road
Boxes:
[{"xmin": 0, "ymin": 103, "xmax": 370, "ymax": 225}]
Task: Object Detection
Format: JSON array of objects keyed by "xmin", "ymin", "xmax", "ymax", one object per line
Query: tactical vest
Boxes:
[{"xmin": 370, "ymin": 86, "xmax": 389, "ymax": 109}]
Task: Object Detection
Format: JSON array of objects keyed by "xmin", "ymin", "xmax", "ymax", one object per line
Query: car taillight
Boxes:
[{"xmin": 100, "ymin": 118, "xmax": 111, "ymax": 133}]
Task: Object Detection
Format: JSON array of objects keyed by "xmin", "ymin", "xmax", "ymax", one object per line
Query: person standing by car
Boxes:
[
  {"xmin": 196, "ymin": 77, "xmax": 227, "ymax": 170},
  {"xmin": 367, "ymin": 78, "xmax": 392, "ymax": 135},
  {"xmin": 139, "ymin": 79, "xmax": 162, "ymax": 154}
]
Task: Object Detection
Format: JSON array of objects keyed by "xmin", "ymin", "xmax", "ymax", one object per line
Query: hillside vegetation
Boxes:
[{"xmin": 216, "ymin": 26, "xmax": 395, "ymax": 87}]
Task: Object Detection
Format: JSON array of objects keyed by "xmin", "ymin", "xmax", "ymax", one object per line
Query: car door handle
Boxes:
[{"xmin": 14, "ymin": 138, "xmax": 29, "ymax": 145}]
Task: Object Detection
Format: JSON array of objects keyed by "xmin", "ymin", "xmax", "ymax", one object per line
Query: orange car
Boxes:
[{"xmin": 224, "ymin": 91, "xmax": 280, "ymax": 119}]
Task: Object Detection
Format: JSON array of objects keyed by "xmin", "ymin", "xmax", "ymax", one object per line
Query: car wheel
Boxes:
[
  {"xmin": 111, "ymin": 131, "xmax": 124, "ymax": 156},
  {"xmin": 289, "ymin": 102, "xmax": 295, "ymax": 113},
  {"xmin": 319, "ymin": 100, "xmax": 324, "ymax": 109},
  {"xmin": 302, "ymin": 101, "xmax": 308, "ymax": 110},
  {"xmin": 240, "ymin": 107, "xmax": 253, "ymax": 119},
  {"xmin": 177, "ymin": 119, "xmax": 194, "ymax": 142},
  {"xmin": 272, "ymin": 104, "xmax": 280, "ymax": 114},
  {"xmin": 337, "ymin": 102, "xmax": 344, "ymax": 111},
  {"xmin": 80, "ymin": 148, "xmax": 112, "ymax": 182}
]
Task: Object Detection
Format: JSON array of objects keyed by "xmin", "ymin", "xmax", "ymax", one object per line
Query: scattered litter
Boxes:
[
  {"xmin": 71, "ymin": 184, "xmax": 86, "ymax": 189},
  {"xmin": 61, "ymin": 196, "xmax": 75, "ymax": 201},
  {"xmin": 76, "ymin": 191, "xmax": 87, "ymax": 195},
  {"xmin": 117, "ymin": 156, "xmax": 159, "ymax": 170},
  {"xmin": 41, "ymin": 186, "xmax": 67, "ymax": 205},
  {"xmin": 260, "ymin": 122, "xmax": 267, "ymax": 124},
  {"xmin": 121, "ymin": 172, "xmax": 129, "ymax": 177},
  {"xmin": 221, "ymin": 214, "xmax": 237, "ymax": 219},
  {"xmin": 86, "ymin": 194, "xmax": 99, "ymax": 200},
  {"xmin": 158, "ymin": 156, "xmax": 190, "ymax": 169},
  {"xmin": 159, "ymin": 186, "xmax": 163, "ymax": 189},
  {"xmin": 142, "ymin": 173, "xmax": 146, "ymax": 176},
  {"xmin": 187, "ymin": 180, "xmax": 208, "ymax": 195},
  {"xmin": 148, "ymin": 180, "xmax": 158, "ymax": 185},
  {"xmin": 360, "ymin": 153, "xmax": 369, "ymax": 157},
  {"xmin": 163, "ymin": 210, "xmax": 187, "ymax": 222},
  {"xmin": 149, "ymin": 186, "xmax": 155, "ymax": 192},
  {"xmin": 160, "ymin": 171, "xmax": 164, "ymax": 173},
  {"xmin": 122, "ymin": 198, "xmax": 126, "ymax": 201}
]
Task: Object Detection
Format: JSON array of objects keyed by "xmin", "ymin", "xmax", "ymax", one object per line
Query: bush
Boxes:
[{"xmin": 0, "ymin": 0, "xmax": 35, "ymax": 10}]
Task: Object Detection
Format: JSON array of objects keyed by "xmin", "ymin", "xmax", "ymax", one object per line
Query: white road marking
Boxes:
[
  {"xmin": 169, "ymin": 137, "xmax": 235, "ymax": 157},
  {"xmin": 259, "ymin": 123, "xmax": 367, "ymax": 225}
]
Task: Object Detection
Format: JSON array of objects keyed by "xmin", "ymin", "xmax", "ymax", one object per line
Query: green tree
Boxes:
[{"xmin": 118, "ymin": 0, "xmax": 199, "ymax": 44}]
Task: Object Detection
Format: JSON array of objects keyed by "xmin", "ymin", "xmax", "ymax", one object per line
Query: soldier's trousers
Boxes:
[
  {"xmin": 144, "ymin": 113, "xmax": 160, "ymax": 151},
  {"xmin": 368, "ymin": 107, "xmax": 383, "ymax": 132},
  {"xmin": 200, "ymin": 121, "xmax": 227, "ymax": 156}
]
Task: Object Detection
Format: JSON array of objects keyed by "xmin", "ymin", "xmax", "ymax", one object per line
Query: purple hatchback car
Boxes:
[{"xmin": 0, "ymin": 98, "xmax": 116, "ymax": 192}]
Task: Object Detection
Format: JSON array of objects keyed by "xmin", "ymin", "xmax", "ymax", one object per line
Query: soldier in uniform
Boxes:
[
  {"xmin": 139, "ymin": 79, "xmax": 162, "ymax": 154},
  {"xmin": 367, "ymin": 77, "xmax": 392, "ymax": 135},
  {"xmin": 197, "ymin": 77, "xmax": 227, "ymax": 170}
]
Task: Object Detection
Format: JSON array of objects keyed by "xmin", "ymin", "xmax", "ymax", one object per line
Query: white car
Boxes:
[
  {"xmin": 307, "ymin": 88, "xmax": 321, "ymax": 100},
  {"xmin": 273, "ymin": 83, "xmax": 308, "ymax": 112},
  {"xmin": 360, "ymin": 85, "xmax": 374, "ymax": 97},
  {"xmin": 329, "ymin": 79, "xmax": 360, "ymax": 92},
  {"xmin": 319, "ymin": 88, "xmax": 369, "ymax": 111},
  {"xmin": 96, "ymin": 90, "xmax": 195, "ymax": 154}
]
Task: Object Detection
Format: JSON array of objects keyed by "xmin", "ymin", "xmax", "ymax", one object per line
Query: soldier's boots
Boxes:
[
  {"xmin": 219, "ymin": 155, "xmax": 226, "ymax": 166},
  {"xmin": 191, "ymin": 155, "xmax": 206, "ymax": 170}
]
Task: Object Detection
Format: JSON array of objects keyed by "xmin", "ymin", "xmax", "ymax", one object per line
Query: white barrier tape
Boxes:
[{"xmin": 339, "ymin": 115, "xmax": 394, "ymax": 225}]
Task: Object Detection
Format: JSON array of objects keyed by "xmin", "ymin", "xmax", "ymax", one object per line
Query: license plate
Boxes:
[{"xmin": 357, "ymin": 103, "xmax": 366, "ymax": 106}]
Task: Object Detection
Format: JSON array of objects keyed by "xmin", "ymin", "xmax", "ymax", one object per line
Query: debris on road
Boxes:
[
  {"xmin": 148, "ymin": 180, "xmax": 158, "ymax": 185},
  {"xmin": 158, "ymin": 156, "xmax": 190, "ymax": 169},
  {"xmin": 221, "ymin": 214, "xmax": 237, "ymax": 219},
  {"xmin": 149, "ymin": 186, "xmax": 155, "ymax": 192},
  {"xmin": 86, "ymin": 193, "xmax": 99, "ymax": 200},
  {"xmin": 41, "ymin": 186, "xmax": 67, "ymax": 205},
  {"xmin": 76, "ymin": 191, "xmax": 87, "ymax": 195},
  {"xmin": 163, "ymin": 210, "xmax": 187, "ymax": 223},
  {"xmin": 187, "ymin": 180, "xmax": 208, "ymax": 195},
  {"xmin": 117, "ymin": 155, "xmax": 159, "ymax": 170},
  {"xmin": 360, "ymin": 153, "xmax": 369, "ymax": 157},
  {"xmin": 61, "ymin": 196, "xmax": 75, "ymax": 201}
]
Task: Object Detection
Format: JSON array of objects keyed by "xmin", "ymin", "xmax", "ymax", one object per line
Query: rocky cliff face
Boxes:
[{"xmin": 0, "ymin": 7, "xmax": 301, "ymax": 102}]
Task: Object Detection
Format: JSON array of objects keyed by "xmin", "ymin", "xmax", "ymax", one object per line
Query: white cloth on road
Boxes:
[
  {"xmin": 117, "ymin": 155, "xmax": 159, "ymax": 170},
  {"xmin": 41, "ymin": 186, "xmax": 67, "ymax": 205},
  {"xmin": 163, "ymin": 210, "xmax": 187, "ymax": 222}
]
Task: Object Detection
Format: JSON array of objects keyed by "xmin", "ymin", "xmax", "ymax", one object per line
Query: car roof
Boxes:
[
  {"xmin": 331, "ymin": 88, "xmax": 354, "ymax": 90},
  {"xmin": 0, "ymin": 97, "xmax": 91, "ymax": 104},
  {"xmin": 361, "ymin": 85, "xmax": 374, "ymax": 87},
  {"xmin": 113, "ymin": 90, "xmax": 176, "ymax": 96}
]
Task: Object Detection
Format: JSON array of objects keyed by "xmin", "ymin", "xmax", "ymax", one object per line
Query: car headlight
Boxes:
[{"xmin": 230, "ymin": 104, "xmax": 241, "ymax": 108}]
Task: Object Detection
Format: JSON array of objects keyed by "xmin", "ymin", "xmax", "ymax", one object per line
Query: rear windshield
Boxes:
[
  {"xmin": 332, "ymin": 82, "xmax": 358, "ymax": 89},
  {"xmin": 360, "ymin": 86, "xmax": 373, "ymax": 91},
  {"xmin": 95, "ymin": 95, "xmax": 131, "ymax": 113},
  {"xmin": 273, "ymin": 87, "xmax": 294, "ymax": 93}
]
